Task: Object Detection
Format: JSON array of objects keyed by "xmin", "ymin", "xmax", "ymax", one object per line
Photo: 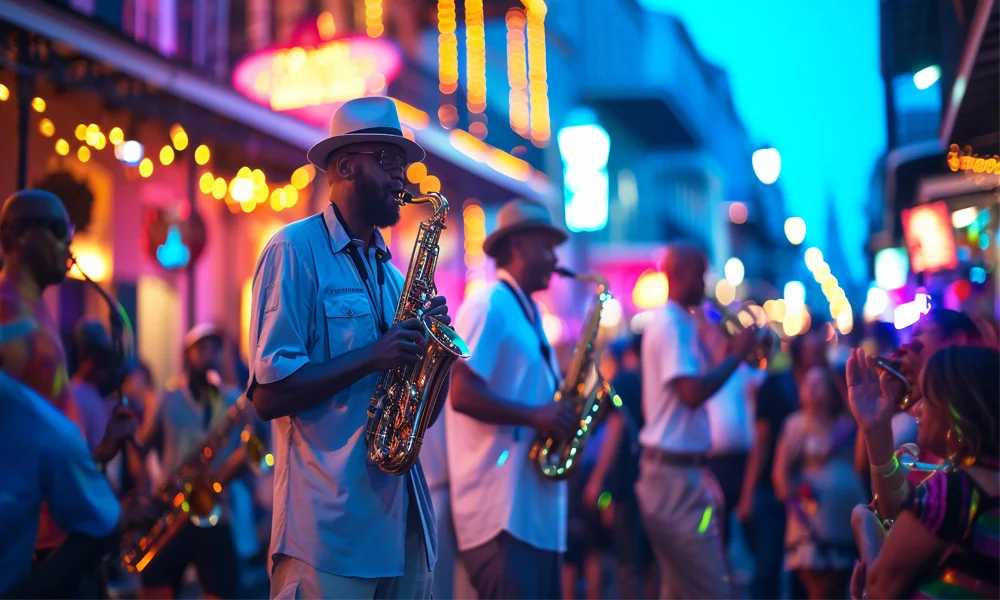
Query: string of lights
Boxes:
[{"xmin": 3, "ymin": 88, "xmax": 316, "ymax": 216}]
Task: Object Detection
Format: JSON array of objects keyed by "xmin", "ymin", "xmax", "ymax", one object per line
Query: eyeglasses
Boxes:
[
  {"xmin": 348, "ymin": 150, "xmax": 408, "ymax": 172},
  {"xmin": 12, "ymin": 217, "xmax": 75, "ymax": 243}
]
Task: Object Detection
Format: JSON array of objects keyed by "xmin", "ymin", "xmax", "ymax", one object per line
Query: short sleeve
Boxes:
[
  {"xmin": 41, "ymin": 428, "xmax": 120, "ymax": 538},
  {"xmin": 454, "ymin": 292, "xmax": 507, "ymax": 382},
  {"xmin": 903, "ymin": 470, "xmax": 982, "ymax": 544},
  {"xmin": 652, "ymin": 310, "xmax": 701, "ymax": 388},
  {"xmin": 247, "ymin": 240, "xmax": 317, "ymax": 392}
]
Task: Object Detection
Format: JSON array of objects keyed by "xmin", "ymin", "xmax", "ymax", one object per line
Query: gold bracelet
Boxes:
[{"xmin": 870, "ymin": 454, "xmax": 899, "ymax": 479}]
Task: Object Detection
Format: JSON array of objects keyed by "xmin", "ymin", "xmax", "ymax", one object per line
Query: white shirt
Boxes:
[
  {"xmin": 706, "ymin": 365, "xmax": 761, "ymax": 454},
  {"xmin": 638, "ymin": 300, "xmax": 712, "ymax": 453},
  {"xmin": 247, "ymin": 205, "xmax": 436, "ymax": 578},
  {"xmin": 445, "ymin": 272, "xmax": 567, "ymax": 553},
  {"xmin": 0, "ymin": 372, "xmax": 120, "ymax": 596}
]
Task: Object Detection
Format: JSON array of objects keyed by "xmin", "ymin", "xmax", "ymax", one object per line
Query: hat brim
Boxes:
[
  {"xmin": 307, "ymin": 133, "xmax": 425, "ymax": 172},
  {"xmin": 483, "ymin": 222, "xmax": 569, "ymax": 258}
]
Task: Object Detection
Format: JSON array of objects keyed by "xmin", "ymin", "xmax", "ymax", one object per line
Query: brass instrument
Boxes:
[
  {"xmin": 121, "ymin": 392, "xmax": 269, "ymax": 573},
  {"xmin": 365, "ymin": 190, "xmax": 471, "ymax": 476},
  {"xmin": 530, "ymin": 267, "xmax": 617, "ymax": 480},
  {"xmin": 706, "ymin": 298, "xmax": 779, "ymax": 370},
  {"xmin": 873, "ymin": 356, "xmax": 915, "ymax": 411}
]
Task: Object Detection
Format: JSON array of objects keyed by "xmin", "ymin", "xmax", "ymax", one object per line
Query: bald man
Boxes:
[
  {"xmin": 0, "ymin": 190, "xmax": 135, "ymax": 594},
  {"xmin": 634, "ymin": 244, "xmax": 757, "ymax": 599}
]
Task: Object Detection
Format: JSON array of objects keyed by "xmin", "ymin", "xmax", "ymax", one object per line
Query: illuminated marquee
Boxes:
[{"xmin": 232, "ymin": 25, "xmax": 402, "ymax": 127}]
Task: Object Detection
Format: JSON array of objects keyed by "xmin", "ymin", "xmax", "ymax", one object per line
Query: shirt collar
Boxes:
[
  {"xmin": 496, "ymin": 269, "xmax": 536, "ymax": 319},
  {"xmin": 323, "ymin": 204, "xmax": 392, "ymax": 261}
]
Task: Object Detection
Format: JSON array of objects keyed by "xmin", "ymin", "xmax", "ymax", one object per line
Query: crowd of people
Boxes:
[{"xmin": 1, "ymin": 96, "xmax": 998, "ymax": 600}]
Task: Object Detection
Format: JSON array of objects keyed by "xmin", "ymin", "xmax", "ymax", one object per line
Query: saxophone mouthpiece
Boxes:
[
  {"xmin": 553, "ymin": 266, "xmax": 577, "ymax": 278},
  {"xmin": 394, "ymin": 190, "xmax": 413, "ymax": 205}
]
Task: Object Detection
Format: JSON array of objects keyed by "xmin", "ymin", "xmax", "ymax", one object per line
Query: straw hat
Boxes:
[
  {"xmin": 306, "ymin": 97, "xmax": 425, "ymax": 171},
  {"xmin": 482, "ymin": 198, "xmax": 568, "ymax": 258}
]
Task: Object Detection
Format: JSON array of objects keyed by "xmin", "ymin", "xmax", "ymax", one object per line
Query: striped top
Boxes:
[{"xmin": 903, "ymin": 468, "xmax": 999, "ymax": 599}]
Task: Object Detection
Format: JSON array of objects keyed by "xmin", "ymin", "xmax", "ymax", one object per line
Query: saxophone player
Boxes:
[
  {"xmin": 248, "ymin": 97, "xmax": 450, "ymax": 599},
  {"xmin": 445, "ymin": 199, "xmax": 577, "ymax": 599}
]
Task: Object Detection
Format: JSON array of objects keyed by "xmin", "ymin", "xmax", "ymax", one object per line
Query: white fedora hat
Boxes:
[
  {"xmin": 482, "ymin": 199, "xmax": 569, "ymax": 258},
  {"xmin": 307, "ymin": 97, "xmax": 425, "ymax": 171}
]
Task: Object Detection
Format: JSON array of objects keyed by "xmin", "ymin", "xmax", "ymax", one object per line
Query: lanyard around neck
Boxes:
[
  {"xmin": 325, "ymin": 206, "xmax": 388, "ymax": 334},
  {"xmin": 499, "ymin": 280, "xmax": 560, "ymax": 386}
]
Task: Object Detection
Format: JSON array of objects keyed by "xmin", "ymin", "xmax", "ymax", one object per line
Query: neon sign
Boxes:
[
  {"xmin": 232, "ymin": 23, "xmax": 403, "ymax": 128},
  {"xmin": 894, "ymin": 293, "xmax": 931, "ymax": 330},
  {"xmin": 946, "ymin": 144, "xmax": 999, "ymax": 177}
]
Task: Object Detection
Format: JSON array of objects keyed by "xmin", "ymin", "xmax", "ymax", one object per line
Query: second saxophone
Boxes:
[
  {"xmin": 365, "ymin": 190, "xmax": 471, "ymax": 476},
  {"xmin": 530, "ymin": 267, "xmax": 617, "ymax": 480}
]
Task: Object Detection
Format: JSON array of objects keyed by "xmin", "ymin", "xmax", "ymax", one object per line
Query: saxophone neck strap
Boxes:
[
  {"xmin": 324, "ymin": 207, "xmax": 389, "ymax": 334},
  {"xmin": 499, "ymin": 280, "xmax": 560, "ymax": 387}
]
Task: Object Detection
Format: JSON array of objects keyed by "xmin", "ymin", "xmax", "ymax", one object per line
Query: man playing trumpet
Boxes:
[{"xmin": 635, "ymin": 243, "xmax": 760, "ymax": 599}]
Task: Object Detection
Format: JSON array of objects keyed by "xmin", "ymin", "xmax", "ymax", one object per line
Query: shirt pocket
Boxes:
[{"xmin": 322, "ymin": 292, "xmax": 377, "ymax": 355}]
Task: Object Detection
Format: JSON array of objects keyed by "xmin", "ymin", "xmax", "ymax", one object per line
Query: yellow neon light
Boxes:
[
  {"xmin": 465, "ymin": 0, "xmax": 486, "ymax": 115},
  {"xmin": 506, "ymin": 8, "xmax": 529, "ymax": 137},
  {"xmin": 438, "ymin": 1, "xmax": 459, "ymax": 95},
  {"xmin": 524, "ymin": 0, "xmax": 550, "ymax": 146}
]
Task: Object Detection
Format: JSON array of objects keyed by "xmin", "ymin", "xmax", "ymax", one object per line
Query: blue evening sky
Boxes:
[{"xmin": 639, "ymin": 0, "xmax": 887, "ymax": 283}]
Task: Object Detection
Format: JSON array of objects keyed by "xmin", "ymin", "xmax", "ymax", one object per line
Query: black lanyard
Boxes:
[
  {"xmin": 324, "ymin": 206, "xmax": 389, "ymax": 334},
  {"xmin": 499, "ymin": 280, "xmax": 560, "ymax": 386}
]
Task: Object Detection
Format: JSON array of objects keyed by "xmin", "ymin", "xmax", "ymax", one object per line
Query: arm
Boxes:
[
  {"xmin": 585, "ymin": 411, "xmax": 626, "ymax": 496},
  {"xmin": 738, "ymin": 419, "xmax": 770, "ymax": 514},
  {"xmin": 863, "ymin": 424, "xmax": 911, "ymax": 522},
  {"xmin": 428, "ymin": 372, "xmax": 451, "ymax": 428},
  {"xmin": 252, "ymin": 348, "xmax": 377, "ymax": 421},
  {"xmin": 771, "ymin": 418, "xmax": 796, "ymax": 501},
  {"xmin": 865, "ymin": 510, "xmax": 949, "ymax": 598},
  {"xmin": 671, "ymin": 356, "xmax": 743, "ymax": 409},
  {"xmin": 246, "ymin": 239, "xmax": 371, "ymax": 421},
  {"xmin": 450, "ymin": 362, "xmax": 536, "ymax": 426}
]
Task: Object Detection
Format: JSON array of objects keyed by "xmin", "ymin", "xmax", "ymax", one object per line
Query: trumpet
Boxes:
[
  {"xmin": 873, "ymin": 356, "xmax": 915, "ymax": 411},
  {"xmin": 705, "ymin": 298, "xmax": 779, "ymax": 370}
]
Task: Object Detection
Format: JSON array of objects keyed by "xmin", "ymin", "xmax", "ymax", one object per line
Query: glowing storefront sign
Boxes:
[
  {"xmin": 894, "ymin": 293, "xmax": 931, "ymax": 330},
  {"xmin": 233, "ymin": 23, "xmax": 403, "ymax": 128},
  {"xmin": 946, "ymin": 144, "xmax": 999, "ymax": 175},
  {"xmin": 901, "ymin": 201, "xmax": 958, "ymax": 273}
]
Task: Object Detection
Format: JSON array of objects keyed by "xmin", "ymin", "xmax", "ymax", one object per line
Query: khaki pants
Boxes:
[{"xmin": 635, "ymin": 454, "xmax": 734, "ymax": 599}]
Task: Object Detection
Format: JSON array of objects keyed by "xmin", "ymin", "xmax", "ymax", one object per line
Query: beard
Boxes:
[{"xmin": 356, "ymin": 170, "xmax": 401, "ymax": 229}]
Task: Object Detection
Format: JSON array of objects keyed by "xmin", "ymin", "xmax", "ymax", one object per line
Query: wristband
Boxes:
[{"xmin": 870, "ymin": 454, "xmax": 899, "ymax": 479}]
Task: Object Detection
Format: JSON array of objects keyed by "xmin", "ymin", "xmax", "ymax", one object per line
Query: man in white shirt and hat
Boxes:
[
  {"xmin": 446, "ymin": 198, "xmax": 578, "ymax": 599},
  {"xmin": 247, "ymin": 96, "xmax": 451, "ymax": 599}
]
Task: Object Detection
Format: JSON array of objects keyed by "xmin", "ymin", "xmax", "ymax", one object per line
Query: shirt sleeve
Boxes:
[
  {"xmin": 903, "ymin": 469, "xmax": 982, "ymax": 544},
  {"xmin": 40, "ymin": 425, "xmax": 121, "ymax": 538},
  {"xmin": 247, "ymin": 240, "xmax": 317, "ymax": 392},
  {"xmin": 455, "ymin": 293, "xmax": 508, "ymax": 383},
  {"xmin": 652, "ymin": 310, "xmax": 701, "ymax": 388}
]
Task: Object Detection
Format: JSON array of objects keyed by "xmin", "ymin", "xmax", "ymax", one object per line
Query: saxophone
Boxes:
[
  {"xmin": 365, "ymin": 191, "xmax": 471, "ymax": 476},
  {"xmin": 121, "ymin": 390, "xmax": 269, "ymax": 573},
  {"xmin": 530, "ymin": 267, "xmax": 617, "ymax": 480}
]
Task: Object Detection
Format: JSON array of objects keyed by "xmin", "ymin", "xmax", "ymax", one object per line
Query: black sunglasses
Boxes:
[
  {"xmin": 348, "ymin": 150, "xmax": 408, "ymax": 171},
  {"xmin": 10, "ymin": 217, "xmax": 76, "ymax": 243}
]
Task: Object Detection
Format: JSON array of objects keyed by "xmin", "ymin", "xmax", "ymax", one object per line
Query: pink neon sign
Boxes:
[{"xmin": 232, "ymin": 22, "xmax": 403, "ymax": 128}]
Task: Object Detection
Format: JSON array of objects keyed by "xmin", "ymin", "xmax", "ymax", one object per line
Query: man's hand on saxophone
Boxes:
[{"xmin": 529, "ymin": 401, "xmax": 577, "ymax": 440}]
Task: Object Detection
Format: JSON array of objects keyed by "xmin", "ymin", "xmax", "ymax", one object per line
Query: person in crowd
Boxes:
[
  {"xmin": 446, "ymin": 198, "xmax": 576, "ymax": 599},
  {"xmin": 247, "ymin": 97, "xmax": 450, "ymax": 599},
  {"xmin": 635, "ymin": 243, "xmax": 759, "ymax": 599},
  {"xmin": 583, "ymin": 335, "xmax": 655, "ymax": 599},
  {"xmin": 0, "ymin": 189, "xmax": 137, "ymax": 595},
  {"xmin": 772, "ymin": 365, "xmax": 866, "ymax": 599},
  {"xmin": 139, "ymin": 324, "xmax": 245, "ymax": 599},
  {"xmin": 71, "ymin": 320, "xmax": 118, "ymax": 452},
  {"xmin": 737, "ymin": 324, "xmax": 828, "ymax": 599},
  {"xmin": 849, "ymin": 345, "xmax": 999, "ymax": 599}
]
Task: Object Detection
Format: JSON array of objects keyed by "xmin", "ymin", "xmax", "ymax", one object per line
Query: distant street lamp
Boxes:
[
  {"xmin": 784, "ymin": 217, "xmax": 806, "ymax": 245},
  {"xmin": 913, "ymin": 65, "xmax": 941, "ymax": 90},
  {"xmin": 752, "ymin": 147, "xmax": 781, "ymax": 184}
]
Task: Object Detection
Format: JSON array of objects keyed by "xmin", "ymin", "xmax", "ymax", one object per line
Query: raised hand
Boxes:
[{"xmin": 847, "ymin": 348, "xmax": 894, "ymax": 433}]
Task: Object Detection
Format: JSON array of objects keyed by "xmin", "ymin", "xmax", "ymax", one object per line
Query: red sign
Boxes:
[
  {"xmin": 141, "ymin": 207, "xmax": 207, "ymax": 271},
  {"xmin": 232, "ymin": 20, "xmax": 403, "ymax": 128}
]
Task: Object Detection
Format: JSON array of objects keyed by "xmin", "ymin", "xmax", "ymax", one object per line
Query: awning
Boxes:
[{"xmin": 0, "ymin": 0, "xmax": 553, "ymax": 202}]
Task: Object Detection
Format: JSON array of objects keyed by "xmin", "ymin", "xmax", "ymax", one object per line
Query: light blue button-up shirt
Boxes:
[{"xmin": 247, "ymin": 204, "xmax": 437, "ymax": 578}]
